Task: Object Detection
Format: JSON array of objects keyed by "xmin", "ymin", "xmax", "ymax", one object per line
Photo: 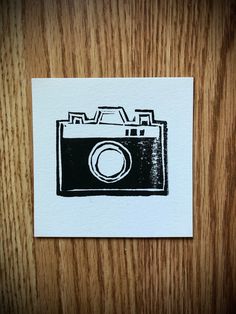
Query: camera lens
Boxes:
[
  {"xmin": 96, "ymin": 149, "xmax": 124, "ymax": 177},
  {"xmin": 88, "ymin": 141, "xmax": 132, "ymax": 183}
]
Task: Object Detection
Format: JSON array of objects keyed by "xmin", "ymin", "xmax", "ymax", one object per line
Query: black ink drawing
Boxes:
[{"xmin": 56, "ymin": 107, "xmax": 168, "ymax": 196}]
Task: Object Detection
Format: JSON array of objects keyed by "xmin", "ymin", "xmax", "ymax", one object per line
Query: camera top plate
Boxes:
[{"xmin": 57, "ymin": 107, "xmax": 166, "ymax": 139}]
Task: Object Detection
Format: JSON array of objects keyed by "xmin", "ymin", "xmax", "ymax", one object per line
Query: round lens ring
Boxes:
[{"xmin": 88, "ymin": 141, "xmax": 132, "ymax": 183}]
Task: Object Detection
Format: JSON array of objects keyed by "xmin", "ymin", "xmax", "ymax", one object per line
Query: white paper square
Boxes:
[{"xmin": 32, "ymin": 78, "xmax": 193, "ymax": 237}]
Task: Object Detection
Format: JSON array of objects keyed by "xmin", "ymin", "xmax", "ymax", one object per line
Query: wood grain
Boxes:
[{"xmin": 0, "ymin": 0, "xmax": 236, "ymax": 313}]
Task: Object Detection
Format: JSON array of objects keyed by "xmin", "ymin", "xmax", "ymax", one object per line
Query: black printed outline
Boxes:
[{"xmin": 56, "ymin": 106, "xmax": 168, "ymax": 196}]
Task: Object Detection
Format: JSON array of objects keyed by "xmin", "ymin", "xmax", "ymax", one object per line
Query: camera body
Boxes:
[{"xmin": 57, "ymin": 106, "xmax": 168, "ymax": 196}]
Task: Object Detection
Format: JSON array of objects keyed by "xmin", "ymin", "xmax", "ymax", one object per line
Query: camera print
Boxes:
[{"xmin": 56, "ymin": 107, "xmax": 168, "ymax": 196}]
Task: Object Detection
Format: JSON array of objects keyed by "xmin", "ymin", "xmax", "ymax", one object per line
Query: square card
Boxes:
[{"xmin": 32, "ymin": 78, "xmax": 193, "ymax": 237}]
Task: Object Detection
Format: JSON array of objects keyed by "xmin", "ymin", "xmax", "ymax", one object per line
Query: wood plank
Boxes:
[{"xmin": 0, "ymin": 0, "xmax": 235, "ymax": 313}]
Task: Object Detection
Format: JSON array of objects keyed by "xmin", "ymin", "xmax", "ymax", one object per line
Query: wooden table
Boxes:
[{"xmin": 1, "ymin": 0, "xmax": 235, "ymax": 313}]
